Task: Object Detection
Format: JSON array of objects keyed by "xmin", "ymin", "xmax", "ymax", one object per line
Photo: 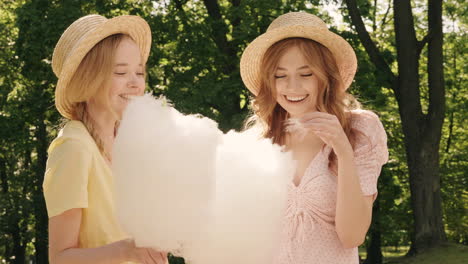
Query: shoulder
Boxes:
[
  {"xmin": 349, "ymin": 109, "xmax": 384, "ymax": 130},
  {"xmin": 348, "ymin": 109, "xmax": 387, "ymax": 143},
  {"xmin": 48, "ymin": 120, "xmax": 96, "ymax": 155},
  {"xmin": 348, "ymin": 110, "xmax": 388, "ymax": 162}
]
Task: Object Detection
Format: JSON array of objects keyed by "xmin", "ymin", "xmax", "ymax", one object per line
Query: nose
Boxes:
[
  {"xmin": 286, "ymin": 76, "xmax": 300, "ymax": 91},
  {"xmin": 127, "ymin": 73, "xmax": 140, "ymax": 88}
]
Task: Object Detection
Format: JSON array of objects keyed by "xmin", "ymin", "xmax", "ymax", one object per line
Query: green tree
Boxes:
[
  {"xmin": 1, "ymin": 1, "xmax": 465, "ymax": 263},
  {"xmin": 1, "ymin": 1, "xmax": 37, "ymax": 262},
  {"xmin": 2, "ymin": 0, "xmax": 153, "ymax": 262},
  {"xmin": 438, "ymin": 0, "xmax": 467, "ymax": 245},
  {"xmin": 342, "ymin": 0, "xmax": 447, "ymax": 254},
  {"xmin": 147, "ymin": 0, "xmax": 323, "ymax": 131}
]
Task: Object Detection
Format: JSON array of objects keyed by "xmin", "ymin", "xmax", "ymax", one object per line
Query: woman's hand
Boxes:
[
  {"xmin": 119, "ymin": 239, "xmax": 168, "ymax": 264},
  {"xmin": 48, "ymin": 209, "xmax": 167, "ymax": 264},
  {"xmin": 299, "ymin": 112, "xmax": 375, "ymax": 247},
  {"xmin": 299, "ymin": 112, "xmax": 353, "ymax": 157}
]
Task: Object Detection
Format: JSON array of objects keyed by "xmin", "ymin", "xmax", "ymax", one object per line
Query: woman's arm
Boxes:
[
  {"xmin": 334, "ymin": 149, "xmax": 374, "ymax": 248},
  {"xmin": 299, "ymin": 112, "xmax": 374, "ymax": 248},
  {"xmin": 49, "ymin": 208, "xmax": 167, "ymax": 264}
]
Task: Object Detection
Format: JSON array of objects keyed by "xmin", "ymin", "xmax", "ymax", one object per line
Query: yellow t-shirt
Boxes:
[{"xmin": 43, "ymin": 120, "xmax": 129, "ymax": 248}]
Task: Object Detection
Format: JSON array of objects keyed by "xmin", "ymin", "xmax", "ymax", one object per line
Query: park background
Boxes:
[{"xmin": 0, "ymin": 0, "xmax": 466, "ymax": 263}]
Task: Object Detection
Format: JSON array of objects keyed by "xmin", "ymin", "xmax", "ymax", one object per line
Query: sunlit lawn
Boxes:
[{"xmin": 359, "ymin": 243, "xmax": 468, "ymax": 264}]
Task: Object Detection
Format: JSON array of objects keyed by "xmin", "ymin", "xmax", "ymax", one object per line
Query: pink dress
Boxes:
[{"xmin": 273, "ymin": 110, "xmax": 389, "ymax": 264}]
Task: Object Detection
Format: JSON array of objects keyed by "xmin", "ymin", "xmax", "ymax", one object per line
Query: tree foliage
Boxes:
[{"xmin": 0, "ymin": 0, "xmax": 466, "ymax": 263}]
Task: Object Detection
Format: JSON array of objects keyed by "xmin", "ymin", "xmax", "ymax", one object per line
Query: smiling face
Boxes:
[
  {"xmin": 254, "ymin": 38, "xmax": 344, "ymax": 145},
  {"xmin": 108, "ymin": 36, "xmax": 145, "ymax": 118},
  {"xmin": 274, "ymin": 45, "xmax": 319, "ymax": 118}
]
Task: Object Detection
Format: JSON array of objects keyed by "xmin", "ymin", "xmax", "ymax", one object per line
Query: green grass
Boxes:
[
  {"xmin": 382, "ymin": 246, "xmax": 410, "ymax": 258},
  {"xmin": 359, "ymin": 246, "xmax": 409, "ymax": 260},
  {"xmin": 360, "ymin": 243, "xmax": 468, "ymax": 264},
  {"xmin": 384, "ymin": 243, "xmax": 467, "ymax": 264}
]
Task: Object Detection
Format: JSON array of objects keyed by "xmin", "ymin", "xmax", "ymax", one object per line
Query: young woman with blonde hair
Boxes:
[
  {"xmin": 240, "ymin": 12, "xmax": 388, "ymax": 264},
  {"xmin": 43, "ymin": 15, "xmax": 167, "ymax": 264}
]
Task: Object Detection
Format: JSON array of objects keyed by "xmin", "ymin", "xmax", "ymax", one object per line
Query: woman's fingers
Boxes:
[
  {"xmin": 300, "ymin": 111, "xmax": 336, "ymax": 122},
  {"xmin": 121, "ymin": 238, "xmax": 167, "ymax": 264},
  {"xmin": 147, "ymin": 249, "xmax": 167, "ymax": 264},
  {"xmin": 301, "ymin": 115, "xmax": 337, "ymax": 128},
  {"xmin": 303, "ymin": 122, "xmax": 336, "ymax": 134},
  {"xmin": 160, "ymin": 252, "xmax": 169, "ymax": 264}
]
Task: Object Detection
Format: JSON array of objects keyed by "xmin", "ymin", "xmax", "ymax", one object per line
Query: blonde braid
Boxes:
[{"xmin": 75, "ymin": 102, "xmax": 112, "ymax": 161}]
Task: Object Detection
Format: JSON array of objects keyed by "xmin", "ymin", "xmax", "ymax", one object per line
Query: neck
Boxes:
[
  {"xmin": 286, "ymin": 130, "xmax": 323, "ymax": 150},
  {"xmin": 93, "ymin": 112, "xmax": 116, "ymax": 144},
  {"xmin": 86, "ymin": 102, "xmax": 117, "ymax": 161}
]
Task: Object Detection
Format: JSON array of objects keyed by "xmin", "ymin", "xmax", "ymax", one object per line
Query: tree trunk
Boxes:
[
  {"xmin": 394, "ymin": 0, "xmax": 446, "ymax": 254},
  {"xmin": 202, "ymin": 0, "xmax": 237, "ymax": 74},
  {"xmin": 11, "ymin": 222, "xmax": 26, "ymax": 264},
  {"xmin": 364, "ymin": 196, "xmax": 382, "ymax": 264},
  {"xmin": 344, "ymin": 0, "xmax": 446, "ymax": 254},
  {"xmin": 1, "ymin": 158, "xmax": 26, "ymax": 263},
  {"xmin": 33, "ymin": 116, "xmax": 49, "ymax": 264},
  {"xmin": 407, "ymin": 0, "xmax": 446, "ymax": 253},
  {"xmin": 201, "ymin": 0, "xmax": 243, "ymax": 130}
]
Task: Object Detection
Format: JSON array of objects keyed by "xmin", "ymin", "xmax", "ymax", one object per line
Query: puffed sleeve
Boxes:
[
  {"xmin": 351, "ymin": 110, "xmax": 389, "ymax": 199},
  {"xmin": 43, "ymin": 138, "xmax": 91, "ymax": 218}
]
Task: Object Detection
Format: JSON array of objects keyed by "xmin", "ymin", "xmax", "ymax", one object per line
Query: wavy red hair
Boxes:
[{"xmin": 249, "ymin": 38, "xmax": 360, "ymax": 167}]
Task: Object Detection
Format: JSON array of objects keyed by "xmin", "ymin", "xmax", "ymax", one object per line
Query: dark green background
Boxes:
[{"xmin": 0, "ymin": 0, "xmax": 466, "ymax": 263}]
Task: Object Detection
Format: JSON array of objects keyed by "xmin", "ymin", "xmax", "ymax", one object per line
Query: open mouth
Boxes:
[
  {"xmin": 119, "ymin": 94, "xmax": 137, "ymax": 101},
  {"xmin": 284, "ymin": 94, "xmax": 309, "ymax": 103}
]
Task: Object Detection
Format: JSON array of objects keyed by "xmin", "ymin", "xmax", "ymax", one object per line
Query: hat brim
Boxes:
[
  {"xmin": 240, "ymin": 25, "xmax": 357, "ymax": 95},
  {"xmin": 55, "ymin": 15, "xmax": 151, "ymax": 119}
]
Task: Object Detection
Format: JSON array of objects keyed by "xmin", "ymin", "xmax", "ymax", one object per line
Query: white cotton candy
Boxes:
[
  {"xmin": 285, "ymin": 118, "xmax": 309, "ymax": 141},
  {"xmin": 187, "ymin": 130, "xmax": 293, "ymax": 264},
  {"xmin": 113, "ymin": 94, "xmax": 221, "ymax": 253},
  {"xmin": 113, "ymin": 93, "xmax": 295, "ymax": 264}
]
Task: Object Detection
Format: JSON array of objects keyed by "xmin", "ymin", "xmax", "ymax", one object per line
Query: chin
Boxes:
[
  {"xmin": 279, "ymin": 104, "xmax": 316, "ymax": 118},
  {"xmin": 285, "ymin": 110, "xmax": 307, "ymax": 118},
  {"xmin": 110, "ymin": 105, "xmax": 125, "ymax": 119}
]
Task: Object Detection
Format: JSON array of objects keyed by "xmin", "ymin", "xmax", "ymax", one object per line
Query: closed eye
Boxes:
[
  {"xmin": 114, "ymin": 72, "xmax": 126, "ymax": 75},
  {"xmin": 301, "ymin": 73, "xmax": 313, "ymax": 77},
  {"xmin": 274, "ymin": 75, "xmax": 286, "ymax": 79}
]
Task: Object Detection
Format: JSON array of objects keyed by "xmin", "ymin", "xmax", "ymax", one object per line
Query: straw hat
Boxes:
[
  {"xmin": 240, "ymin": 12, "xmax": 357, "ymax": 95},
  {"xmin": 52, "ymin": 14, "xmax": 151, "ymax": 119}
]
